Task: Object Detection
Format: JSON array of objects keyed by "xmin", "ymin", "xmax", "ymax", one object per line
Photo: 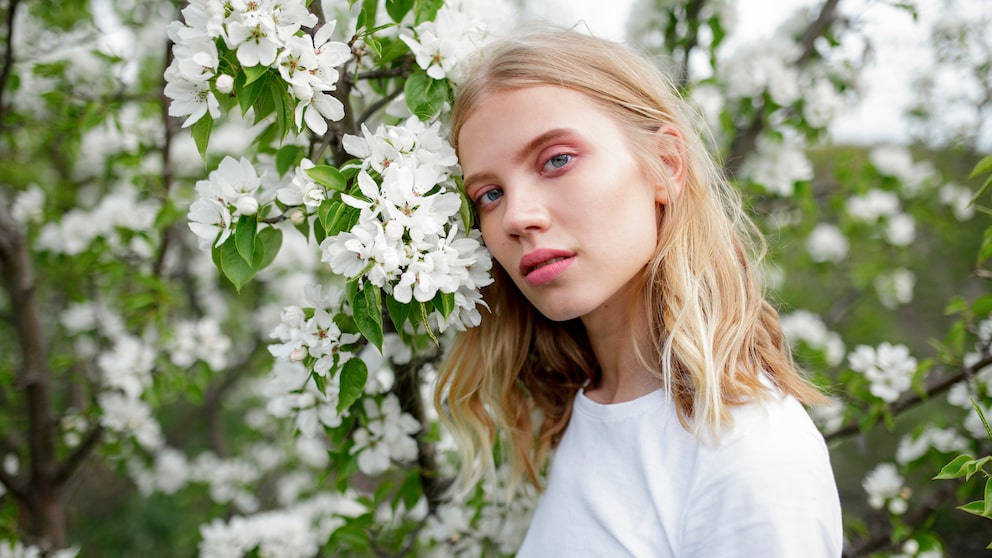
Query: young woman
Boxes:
[{"xmin": 436, "ymin": 29, "xmax": 843, "ymax": 557}]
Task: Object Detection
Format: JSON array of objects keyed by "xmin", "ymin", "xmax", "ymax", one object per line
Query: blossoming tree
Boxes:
[{"xmin": 0, "ymin": 0, "xmax": 990, "ymax": 556}]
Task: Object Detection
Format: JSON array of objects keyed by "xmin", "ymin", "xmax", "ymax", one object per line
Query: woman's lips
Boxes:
[{"xmin": 519, "ymin": 249, "xmax": 575, "ymax": 286}]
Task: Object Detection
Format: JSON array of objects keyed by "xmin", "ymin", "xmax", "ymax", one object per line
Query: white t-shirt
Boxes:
[{"xmin": 516, "ymin": 388, "xmax": 843, "ymax": 557}]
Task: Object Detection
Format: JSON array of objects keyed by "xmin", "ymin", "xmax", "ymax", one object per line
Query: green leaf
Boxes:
[
  {"xmin": 458, "ymin": 183, "xmax": 475, "ymax": 232},
  {"xmin": 319, "ymin": 198, "xmax": 342, "ymax": 232},
  {"xmin": 969, "ymin": 155, "xmax": 992, "ymax": 204},
  {"xmin": 970, "ymin": 154, "xmax": 992, "ymax": 179},
  {"xmin": 268, "ymin": 78, "xmax": 293, "ymax": 138},
  {"xmin": 256, "ymin": 226, "xmax": 282, "ymax": 271},
  {"xmin": 958, "ymin": 499, "xmax": 992, "ymax": 519},
  {"xmin": 276, "ymin": 145, "xmax": 303, "ymax": 176},
  {"xmin": 984, "ymin": 477, "xmax": 992, "ymax": 517},
  {"xmin": 386, "ymin": 293, "xmax": 410, "ymax": 332},
  {"xmin": 404, "ymin": 69, "xmax": 450, "ymax": 120},
  {"xmin": 365, "ymin": 36, "xmax": 383, "ymax": 58},
  {"xmin": 398, "ymin": 470, "xmax": 422, "ymax": 510},
  {"xmin": 238, "ymin": 75, "xmax": 267, "ymax": 116},
  {"xmin": 414, "ymin": 0, "xmax": 443, "ymax": 24},
  {"xmin": 973, "ymin": 398, "xmax": 992, "ymax": 440},
  {"xmin": 321, "ymin": 201, "xmax": 361, "ymax": 237},
  {"xmin": 235, "ymin": 214, "xmax": 257, "ymax": 264},
  {"xmin": 432, "ymin": 290, "xmax": 455, "ymax": 318},
  {"xmin": 220, "ymin": 236, "xmax": 258, "ymax": 291},
  {"xmin": 312, "ymin": 370, "xmax": 327, "ymax": 394},
  {"xmin": 353, "ymin": 283, "xmax": 384, "ymax": 351},
  {"xmin": 385, "ymin": 0, "xmax": 414, "ymax": 22},
  {"xmin": 934, "ymin": 454, "xmax": 975, "ymax": 480},
  {"xmin": 243, "ymin": 64, "xmax": 269, "ymax": 85},
  {"xmin": 307, "ymin": 165, "xmax": 348, "ymax": 192},
  {"xmin": 312, "ymin": 215, "xmax": 326, "ymax": 244},
  {"xmin": 190, "ymin": 114, "xmax": 213, "ymax": 162},
  {"xmin": 337, "ymin": 358, "xmax": 368, "ymax": 414},
  {"xmin": 981, "ymin": 227, "xmax": 992, "ymax": 263},
  {"xmin": 966, "ymin": 456, "xmax": 992, "ymax": 480}
]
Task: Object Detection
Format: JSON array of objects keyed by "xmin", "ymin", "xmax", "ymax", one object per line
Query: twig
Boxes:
[
  {"xmin": 825, "ymin": 355, "xmax": 992, "ymax": 443},
  {"xmin": 725, "ymin": 0, "xmax": 842, "ymax": 176},
  {"xmin": 0, "ymin": 0, "xmax": 22, "ymax": 133}
]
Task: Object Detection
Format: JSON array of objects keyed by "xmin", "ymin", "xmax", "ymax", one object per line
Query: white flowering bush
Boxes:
[{"xmin": 1, "ymin": 0, "xmax": 991, "ymax": 556}]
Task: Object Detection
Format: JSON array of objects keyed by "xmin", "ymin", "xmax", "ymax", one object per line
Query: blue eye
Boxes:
[
  {"xmin": 544, "ymin": 154, "xmax": 571, "ymax": 172},
  {"xmin": 474, "ymin": 187, "xmax": 503, "ymax": 208}
]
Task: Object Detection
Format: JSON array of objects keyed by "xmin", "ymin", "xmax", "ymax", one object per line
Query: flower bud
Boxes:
[
  {"xmin": 215, "ymin": 74, "xmax": 234, "ymax": 94},
  {"xmin": 289, "ymin": 208, "xmax": 307, "ymax": 225},
  {"xmin": 236, "ymin": 196, "xmax": 259, "ymax": 215},
  {"xmin": 290, "ymin": 347, "xmax": 307, "ymax": 362}
]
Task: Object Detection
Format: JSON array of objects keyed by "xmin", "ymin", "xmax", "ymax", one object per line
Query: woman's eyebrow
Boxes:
[
  {"xmin": 513, "ymin": 128, "xmax": 577, "ymax": 164},
  {"xmin": 463, "ymin": 128, "xmax": 578, "ymax": 192}
]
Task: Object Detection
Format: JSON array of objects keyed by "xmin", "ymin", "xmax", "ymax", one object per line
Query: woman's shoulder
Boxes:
[{"xmin": 693, "ymin": 392, "xmax": 834, "ymax": 484}]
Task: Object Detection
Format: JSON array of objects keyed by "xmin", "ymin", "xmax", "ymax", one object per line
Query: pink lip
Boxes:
[{"xmin": 519, "ymin": 249, "xmax": 575, "ymax": 287}]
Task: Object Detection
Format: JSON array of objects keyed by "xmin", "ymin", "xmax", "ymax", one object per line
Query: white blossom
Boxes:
[
  {"xmin": 721, "ymin": 36, "xmax": 801, "ymax": 106},
  {"xmin": 399, "ymin": 0, "xmax": 504, "ymax": 85},
  {"xmin": 169, "ymin": 317, "xmax": 232, "ymax": 370},
  {"xmin": 98, "ymin": 392, "xmax": 164, "ymax": 449},
  {"xmin": 846, "ymin": 189, "xmax": 900, "ymax": 224},
  {"xmin": 896, "ymin": 427, "xmax": 969, "ymax": 465},
  {"xmin": 806, "ymin": 223, "xmax": 849, "ymax": 263},
  {"xmin": 870, "ymin": 145, "xmax": 936, "ymax": 196},
  {"xmin": 874, "ymin": 268, "xmax": 915, "ymax": 309},
  {"xmin": 351, "ymin": 394, "xmax": 420, "ymax": 475},
  {"xmin": 848, "ymin": 342, "xmax": 917, "ymax": 403},
  {"xmin": 885, "ymin": 213, "xmax": 916, "ymax": 246},
  {"xmin": 801, "ymin": 75, "xmax": 846, "ymax": 128},
  {"xmin": 779, "ymin": 309, "xmax": 845, "ymax": 366},
  {"xmin": 862, "ymin": 462, "xmax": 906, "ymax": 513},
  {"xmin": 277, "ymin": 158, "xmax": 327, "ymax": 208},
  {"xmin": 742, "ymin": 137, "xmax": 812, "ymax": 197},
  {"xmin": 97, "ymin": 334, "xmax": 156, "ymax": 399},
  {"xmin": 10, "ymin": 185, "xmax": 44, "ymax": 224},
  {"xmin": 938, "ymin": 182, "xmax": 975, "ymax": 221},
  {"xmin": 0, "ymin": 541, "xmax": 78, "ymax": 558}
]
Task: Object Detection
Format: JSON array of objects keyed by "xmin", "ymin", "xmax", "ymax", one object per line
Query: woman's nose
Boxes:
[{"xmin": 501, "ymin": 186, "xmax": 551, "ymax": 239}]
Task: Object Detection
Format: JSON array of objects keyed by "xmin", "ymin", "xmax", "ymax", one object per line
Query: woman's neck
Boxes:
[{"xmin": 580, "ymin": 289, "xmax": 661, "ymax": 404}]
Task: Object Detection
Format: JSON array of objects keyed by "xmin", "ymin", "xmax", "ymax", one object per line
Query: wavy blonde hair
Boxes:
[{"xmin": 436, "ymin": 29, "xmax": 826, "ymax": 492}]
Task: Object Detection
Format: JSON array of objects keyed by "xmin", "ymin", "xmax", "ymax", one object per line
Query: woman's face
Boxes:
[{"xmin": 458, "ymin": 85, "xmax": 667, "ymax": 326}]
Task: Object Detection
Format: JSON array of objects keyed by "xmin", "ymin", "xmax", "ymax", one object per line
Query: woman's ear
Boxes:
[{"xmin": 654, "ymin": 125, "xmax": 686, "ymax": 205}]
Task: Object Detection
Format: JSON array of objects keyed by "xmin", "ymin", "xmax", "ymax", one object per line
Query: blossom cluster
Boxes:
[
  {"xmin": 400, "ymin": 0, "xmax": 506, "ymax": 84},
  {"xmin": 351, "ymin": 394, "xmax": 421, "ymax": 475},
  {"xmin": 779, "ymin": 309, "xmax": 846, "ymax": 367},
  {"xmin": 198, "ymin": 493, "xmax": 365, "ymax": 558},
  {"xmin": 418, "ymin": 465, "xmax": 536, "ymax": 556},
  {"xmin": 862, "ymin": 462, "xmax": 909, "ymax": 515},
  {"xmin": 187, "ymin": 156, "xmax": 275, "ymax": 250},
  {"xmin": 36, "ymin": 185, "xmax": 160, "ymax": 257},
  {"xmin": 0, "ymin": 540, "xmax": 78, "ymax": 558},
  {"xmin": 322, "ymin": 117, "xmax": 493, "ymax": 331},
  {"xmin": 845, "ymin": 189, "xmax": 916, "ymax": 247},
  {"xmin": 848, "ymin": 342, "xmax": 918, "ymax": 403},
  {"xmin": 164, "ymin": 0, "xmax": 351, "ymax": 133}
]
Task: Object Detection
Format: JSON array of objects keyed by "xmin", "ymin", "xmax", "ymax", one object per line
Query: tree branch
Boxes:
[
  {"xmin": 0, "ymin": 466, "xmax": 26, "ymax": 501},
  {"xmin": 54, "ymin": 426, "xmax": 103, "ymax": 487},
  {"xmin": 825, "ymin": 355, "xmax": 992, "ymax": 443},
  {"xmin": 0, "ymin": 0, "xmax": 22, "ymax": 134},
  {"xmin": 676, "ymin": 0, "xmax": 707, "ymax": 90},
  {"xmin": 392, "ymin": 354, "xmax": 450, "ymax": 513},
  {"xmin": 725, "ymin": 0, "xmax": 842, "ymax": 176},
  {"xmin": 0, "ymin": 190, "xmax": 64, "ymax": 546}
]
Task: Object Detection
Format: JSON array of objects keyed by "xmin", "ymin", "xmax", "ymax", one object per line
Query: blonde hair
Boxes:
[{"xmin": 436, "ymin": 29, "xmax": 826, "ymax": 492}]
